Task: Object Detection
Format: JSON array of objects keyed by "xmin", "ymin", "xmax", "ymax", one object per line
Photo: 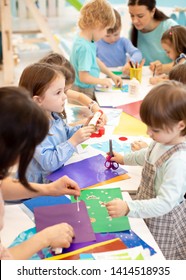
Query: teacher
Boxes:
[{"xmin": 127, "ymin": 0, "xmax": 177, "ymax": 72}]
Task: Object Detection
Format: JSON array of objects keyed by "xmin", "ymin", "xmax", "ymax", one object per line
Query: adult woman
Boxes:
[
  {"xmin": 0, "ymin": 86, "xmax": 80, "ymax": 259},
  {"xmin": 128, "ymin": 0, "xmax": 177, "ymax": 73}
]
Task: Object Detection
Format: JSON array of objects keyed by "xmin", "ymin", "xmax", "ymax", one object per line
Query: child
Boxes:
[
  {"xmin": 70, "ymin": 0, "xmax": 123, "ymax": 100},
  {"xmin": 0, "ymin": 86, "xmax": 80, "ymax": 259},
  {"xmin": 19, "ymin": 63, "xmax": 95, "ymax": 183},
  {"xmin": 96, "ymin": 9, "xmax": 142, "ymax": 75},
  {"xmin": 39, "ymin": 52, "xmax": 107, "ymax": 125},
  {"xmin": 169, "ymin": 63, "xmax": 186, "ymax": 84},
  {"xmin": 106, "ymin": 81, "xmax": 186, "ymax": 259},
  {"xmin": 150, "ymin": 25, "xmax": 186, "ymax": 85}
]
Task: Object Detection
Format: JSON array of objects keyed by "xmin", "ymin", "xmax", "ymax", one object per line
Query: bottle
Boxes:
[
  {"xmin": 129, "ymin": 78, "xmax": 140, "ymax": 96},
  {"xmin": 88, "ymin": 110, "xmax": 103, "ymax": 127}
]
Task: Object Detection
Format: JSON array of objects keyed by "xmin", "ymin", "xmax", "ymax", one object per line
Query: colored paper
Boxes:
[
  {"xmin": 47, "ymin": 154, "xmax": 128, "ymax": 189},
  {"xmin": 113, "ymin": 112, "xmax": 147, "ymax": 136},
  {"xmin": 91, "ymin": 139, "xmax": 131, "ymax": 154},
  {"xmin": 117, "ymin": 100, "xmax": 142, "ymax": 120},
  {"xmin": 34, "ymin": 201, "xmax": 96, "ymax": 243},
  {"xmin": 62, "ymin": 232, "xmax": 116, "ymax": 254},
  {"xmin": 71, "ymin": 188, "xmax": 131, "ymax": 233},
  {"xmin": 46, "ymin": 238, "xmax": 127, "ymax": 260},
  {"xmin": 95, "ymin": 84, "xmax": 128, "ymax": 93},
  {"xmin": 23, "ymin": 195, "xmax": 70, "ymax": 212}
]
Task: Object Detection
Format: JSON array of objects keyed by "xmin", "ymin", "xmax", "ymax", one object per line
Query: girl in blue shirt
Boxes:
[{"xmin": 19, "ymin": 63, "xmax": 95, "ymax": 183}]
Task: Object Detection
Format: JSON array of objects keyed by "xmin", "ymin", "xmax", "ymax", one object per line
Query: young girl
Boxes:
[
  {"xmin": 0, "ymin": 86, "xmax": 80, "ymax": 259},
  {"xmin": 70, "ymin": 0, "xmax": 123, "ymax": 100},
  {"xmin": 96, "ymin": 9, "xmax": 142, "ymax": 75},
  {"xmin": 106, "ymin": 81, "xmax": 186, "ymax": 259},
  {"xmin": 19, "ymin": 63, "xmax": 95, "ymax": 183},
  {"xmin": 39, "ymin": 52, "xmax": 107, "ymax": 125},
  {"xmin": 169, "ymin": 63, "xmax": 186, "ymax": 84},
  {"xmin": 150, "ymin": 25, "xmax": 186, "ymax": 85}
]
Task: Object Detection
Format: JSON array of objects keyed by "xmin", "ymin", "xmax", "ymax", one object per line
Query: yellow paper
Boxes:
[{"xmin": 113, "ymin": 112, "xmax": 147, "ymax": 136}]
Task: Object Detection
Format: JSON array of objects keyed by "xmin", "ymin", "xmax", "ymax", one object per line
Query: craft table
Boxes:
[{"xmin": 1, "ymin": 192, "xmax": 165, "ymax": 260}]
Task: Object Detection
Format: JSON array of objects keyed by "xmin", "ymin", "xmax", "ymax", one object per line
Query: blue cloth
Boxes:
[
  {"xmin": 137, "ymin": 19, "xmax": 177, "ymax": 65},
  {"xmin": 26, "ymin": 113, "xmax": 81, "ymax": 183},
  {"xmin": 96, "ymin": 37, "xmax": 142, "ymax": 67},
  {"xmin": 70, "ymin": 35, "xmax": 100, "ymax": 88}
]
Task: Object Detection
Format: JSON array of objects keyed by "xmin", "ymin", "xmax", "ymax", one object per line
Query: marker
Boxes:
[{"xmin": 153, "ymin": 65, "xmax": 156, "ymax": 77}]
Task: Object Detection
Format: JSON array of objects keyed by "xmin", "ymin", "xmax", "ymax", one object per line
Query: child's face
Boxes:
[
  {"xmin": 161, "ymin": 41, "xmax": 178, "ymax": 61},
  {"xmin": 103, "ymin": 28, "xmax": 121, "ymax": 44},
  {"xmin": 128, "ymin": 5, "xmax": 155, "ymax": 31},
  {"xmin": 93, "ymin": 26, "xmax": 109, "ymax": 42},
  {"xmin": 37, "ymin": 75, "xmax": 67, "ymax": 115},
  {"xmin": 146, "ymin": 121, "xmax": 185, "ymax": 145}
]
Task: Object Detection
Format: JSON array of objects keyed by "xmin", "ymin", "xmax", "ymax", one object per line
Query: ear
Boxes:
[
  {"xmin": 177, "ymin": 120, "xmax": 186, "ymax": 132},
  {"xmin": 33, "ymin": 95, "xmax": 43, "ymax": 105}
]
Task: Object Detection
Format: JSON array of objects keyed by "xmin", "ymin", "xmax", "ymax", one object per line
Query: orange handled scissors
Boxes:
[{"xmin": 104, "ymin": 139, "xmax": 119, "ymax": 170}]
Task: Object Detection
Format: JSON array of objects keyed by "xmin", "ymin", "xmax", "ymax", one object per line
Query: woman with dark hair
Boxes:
[
  {"xmin": 0, "ymin": 86, "xmax": 80, "ymax": 259},
  {"xmin": 128, "ymin": 0, "xmax": 177, "ymax": 73}
]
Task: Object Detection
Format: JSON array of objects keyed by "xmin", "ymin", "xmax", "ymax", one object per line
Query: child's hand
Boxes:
[
  {"xmin": 43, "ymin": 223, "xmax": 75, "ymax": 249},
  {"xmin": 131, "ymin": 140, "xmax": 148, "ymax": 151},
  {"xmin": 111, "ymin": 74, "xmax": 123, "ymax": 88},
  {"xmin": 69, "ymin": 126, "xmax": 95, "ymax": 146},
  {"xmin": 149, "ymin": 60, "xmax": 163, "ymax": 75},
  {"xmin": 122, "ymin": 62, "xmax": 130, "ymax": 76},
  {"xmin": 107, "ymin": 151, "xmax": 124, "ymax": 165},
  {"xmin": 99, "ymin": 78, "xmax": 113, "ymax": 88},
  {"xmin": 149, "ymin": 74, "xmax": 168, "ymax": 85},
  {"xmin": 106, "ymin": 198, "xmax": 129, "ymax": 217}
]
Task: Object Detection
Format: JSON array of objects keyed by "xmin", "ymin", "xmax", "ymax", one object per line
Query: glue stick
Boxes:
[{"xmin": 88, "ymin": 110, "xmax": 103, "ymax": 127}]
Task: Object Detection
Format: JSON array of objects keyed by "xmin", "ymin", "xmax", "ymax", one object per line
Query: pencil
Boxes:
[
  {"xmin": 129, "ymin": 60, "xmax": 134, "ymax": 68},
  {"xmin": 153, "ymin": 65, "xmax": 156, "ymax": 77}
]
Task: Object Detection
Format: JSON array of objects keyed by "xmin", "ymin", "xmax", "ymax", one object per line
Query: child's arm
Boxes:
[
  {"xmin": 96, "ymin": 58, "xmax": 123, "ymax": 87},
  {"xmin": 106, "ymin": 199, "xmax": 129, "ymax": 217},
  {"xmin": 149, "ymin": 74, "xmax": 168, "ymax": 85},
  {"xmin": 8, "ymin": 223, "xmax": 74, "ymax": 260},
  {"xmin": 79, "ymin": 71, "xmax": 112, "ymax": 88}
]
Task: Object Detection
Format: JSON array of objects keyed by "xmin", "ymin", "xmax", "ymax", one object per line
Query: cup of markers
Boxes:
[{"xmin": 129, "ymin": 60, "xmax": 145, "ymax": 83}]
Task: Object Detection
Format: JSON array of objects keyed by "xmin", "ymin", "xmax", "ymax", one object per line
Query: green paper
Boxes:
[
  {"xmin": 71, "ymin": 188, "xmax": 130, "ymax": 233},
  {"xmin": 81, "ymin": 144, "xmax": 88, "ymax": 149}
]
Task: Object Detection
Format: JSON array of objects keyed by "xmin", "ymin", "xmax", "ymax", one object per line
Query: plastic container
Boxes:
[{"xmin": 128, "ymin": 78, "xmax": 140, "ymax": 96}]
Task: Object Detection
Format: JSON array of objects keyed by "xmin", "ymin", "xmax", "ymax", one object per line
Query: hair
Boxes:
[
  {"xmin": 0, "ymin": 86, "xmax": 48, "ymax": 189},
  {"xmin": 107, "ymin": 9, "xmax": 121, "ymax": 34},
  {"xmin": 39, "ymin": 52, "xmax": 75, "ymax": 85},
  {"xmin": 19, "ymin": 63, "xmax": 69, "ymax": 98},
  {"xmin": 140, "ymin": 80, "xmax": 186, "ymax": 136},
  {"xmin": 161, "ymin": 25, "xmax": 186, "ymax": 60},
  {"xmin": 78, "ymin": 0, "xmax": 115, "ymax": 30},
  {"xmin": 128, "ymin": 0, "xmax": 169, "ymax": 46},
  {"xmin": 169, "ymin": 63, "xmax": 186, "ymax": 84}
]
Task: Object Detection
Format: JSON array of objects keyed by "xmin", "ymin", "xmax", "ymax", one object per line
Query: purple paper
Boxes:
[
  {"xmin": 34, "ymin": 201, "xmax": 96, "ymax": 243},
  {"xmin": 47, "ymin": 154, "xmax": 127, "ymax": 189},
  {"xmin": 62, "ymin": 232, "xmax": 116, "ymax": 254}
]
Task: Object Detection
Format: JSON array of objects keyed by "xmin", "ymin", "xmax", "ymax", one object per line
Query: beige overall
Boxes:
[{"xmin": 135, "ymin": 143, "xmax": 186, "ymax": 259}]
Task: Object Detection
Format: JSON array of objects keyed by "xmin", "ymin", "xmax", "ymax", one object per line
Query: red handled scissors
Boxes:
[{"xmin": 104, "ymin": 139, "xmax": 119, "ymax": 170}]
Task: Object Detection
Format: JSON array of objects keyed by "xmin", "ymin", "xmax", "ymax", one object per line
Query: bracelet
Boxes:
[{"xmin": 88, "ymin": 100, "xmax": 98, "ymax": 112}]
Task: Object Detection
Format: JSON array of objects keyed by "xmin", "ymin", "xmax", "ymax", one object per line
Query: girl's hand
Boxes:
[
  {"xmin": 44, "ymin": 223, "xmax": 75, "ymax": 249},
  {"xmin": 69, "ymin": 126, "xmax": 95, "ymax": 146},
  {"xmin": 106, "ymin": 199, "xmax": 129, "ymax": 217},
  {"xmin": 149, "ymin": 74, "xmax": 168, "ymax": 85},
  {"xmin": 149, "ymin": 60, "xmax": 163, "ymax": 75},
  {"xmin": 99, "ymin": 78, "xmax": 113, "ymax": 88}
]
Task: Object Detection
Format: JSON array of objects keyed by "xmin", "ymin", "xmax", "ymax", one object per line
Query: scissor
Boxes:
[{"xmin": 104, "ymin": 139, "xmax": 119, "ymax": 170}]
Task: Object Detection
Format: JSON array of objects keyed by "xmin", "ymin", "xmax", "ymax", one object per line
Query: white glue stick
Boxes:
[{"xmin": 88, "ymin": 110, "xmax": 103, "ymax": 127}]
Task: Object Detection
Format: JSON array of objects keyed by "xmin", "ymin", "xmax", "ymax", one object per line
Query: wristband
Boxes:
[{"xmin": 88, "ymin": 100, "xmax": 98, "ymax": 112}]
